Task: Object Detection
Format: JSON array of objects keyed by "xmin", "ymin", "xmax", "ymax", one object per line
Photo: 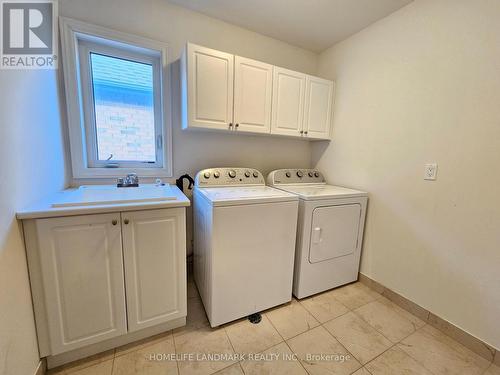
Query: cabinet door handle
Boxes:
[
  {"xmin": 124, "ymin": 219, "xmax": 129, "ymax": 225},
  {"xmin": 300, "ymin": 130, "xmax": 304, "ymax": 134},
  {"xmin": 304, "ymin": 131, "xmax": 308, "ymax": 135},
  {"xmin": 112, "ymin": 220, "xmax": 118, "ymax": 226},
  {"xmin": 235, "ymin": 123, "xmax": 239, "ymax": 129},
  {"xmin": 229, "ymin": 123, "xmax": 233, "ymax": 129}
]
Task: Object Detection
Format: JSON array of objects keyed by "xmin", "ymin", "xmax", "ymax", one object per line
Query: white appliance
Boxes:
[
  {"xmin": 267, "ymin": 169, "xmax": 368, "ymax": 299},
  {"xmin": 193, "ymin": 167, "xmax": 299, "ymax": 327}
]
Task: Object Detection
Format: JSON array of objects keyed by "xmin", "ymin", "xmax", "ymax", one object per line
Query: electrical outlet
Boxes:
[{"xmin": 424, "ymin": 163, "xmax": 438, "ymax": 180}]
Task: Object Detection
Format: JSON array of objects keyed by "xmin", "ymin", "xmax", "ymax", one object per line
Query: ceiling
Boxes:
[{"xmin": 167, "ymin": 0, "xmax": 413, "ymax": 52}]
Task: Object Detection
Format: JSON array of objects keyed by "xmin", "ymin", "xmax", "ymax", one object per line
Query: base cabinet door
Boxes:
[
  {"xmin": 271, "ymin": 66, "xmax": 306, "ymax": 137},
  {"xmin": 37, "ymin": 213, "xmax": 127, "ymax": 355},
  {"xmin": 233, "ymin": 56, "xmax": 273, "ymax": 134},
  {"xmin": 303, "ymin": 76, "xmax": 334, "ymax": 139},
  {"xmin": 122, "ymin": 208, "xmax": 187, "ymax": 332}
]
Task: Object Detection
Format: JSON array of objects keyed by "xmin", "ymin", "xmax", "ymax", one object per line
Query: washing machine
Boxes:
[
  {"xmin": 267, "ymin": 169, "xmax": 368, "ymax": 299},
  {"xmin": 193, "ymin": 168, "xmax": 298, "ymax": 327}
]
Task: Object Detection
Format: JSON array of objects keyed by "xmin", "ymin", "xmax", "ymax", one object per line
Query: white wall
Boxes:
[
  {"xmin": 313, "ymin": 0, "xmax": 500, "ymax": 349},
  {"xmin": 59, "ymin": 0, "xmax": 318, "ymax": 183},
  {"xmin": 0, "ymin": 70, "xmax": 67, "ymax": 374}
]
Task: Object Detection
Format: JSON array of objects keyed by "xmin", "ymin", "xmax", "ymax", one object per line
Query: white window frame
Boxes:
[
  {"xmin": 79, "ymin": 41, "xmax": 164, "ymax": 169},
  {"xmin": 60, "ymin": 17, "xmax": 173, "ymax": 178}
]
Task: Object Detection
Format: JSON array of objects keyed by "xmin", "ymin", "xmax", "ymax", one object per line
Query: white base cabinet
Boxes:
[
  {"xmin": 182, "ymin": 43, "xmax": 334, "ymax": 140},
  {"xmin": 24, "ymin": 208, "xmax": 187, "ymax": 357}
]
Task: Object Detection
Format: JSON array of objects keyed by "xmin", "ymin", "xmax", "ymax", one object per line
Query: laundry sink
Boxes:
[{"xmin": 52, "ymin": 184, "xmax": 177, "ymax": 208}]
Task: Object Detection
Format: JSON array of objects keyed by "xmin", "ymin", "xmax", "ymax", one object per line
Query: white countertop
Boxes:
[{"xmin": 17, "ymin": 185, "xmax": 190, "ymax": 220}]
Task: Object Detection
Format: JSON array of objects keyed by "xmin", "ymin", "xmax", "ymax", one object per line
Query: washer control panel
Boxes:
[
  {"xmin": 267, "ymin": 169, "xmax": 325, "ymax": 185},
  {"xmin": 195, "ymin": 168, "xmax": 265, "ymax": 187}
]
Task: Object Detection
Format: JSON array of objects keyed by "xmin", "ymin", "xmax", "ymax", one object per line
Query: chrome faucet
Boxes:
[{"xmin": 117, "ymin": 173, "xmax": 139, "ymax": 187}]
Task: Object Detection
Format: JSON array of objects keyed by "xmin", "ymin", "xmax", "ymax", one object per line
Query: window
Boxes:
[
  {"xmin": 60, "ymin": 18, "xmax": 172, "ymax": 178},
  {"xmin": 79, "ymin": 41, "xmax": 163, "ymax": 169},
  {"xmin": 90, "ymin": 54, "xmax": 157, "ymax": 164}
]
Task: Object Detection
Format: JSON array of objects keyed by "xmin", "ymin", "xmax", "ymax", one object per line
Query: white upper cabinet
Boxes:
[
  {"xmin": 182, "ymin": 43, "xmax": 334, "ymax": 140},
  {"xmin": 36, "ymin": 213, "xmax": 127, "ymax": 354},
  {"xmin": 233, "ymin": 56, "xmax": 273, "ymax": 134},
  {"xmin": 183, "ymin": 43, "xmax": 234, "ymax": 130},
  {"xmin": 271, "ymin": 67, "xmax": 306, "ymax": 137},
  {"xmin": 303, "ymin": 76, "xmax": 334, "ymax": 139},
  {"xmin": 122, "ymin": 208, "xmax": 187, "ymax": 332}
]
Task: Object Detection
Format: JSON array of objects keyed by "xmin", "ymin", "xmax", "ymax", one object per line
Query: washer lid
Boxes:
[
  {"xmin": 276, "ymin": 184, "xmax": 367, "ymax": 200},
  {"xmin": 196, "ymin": 186, "xmax": 298, "ymax": 206}
]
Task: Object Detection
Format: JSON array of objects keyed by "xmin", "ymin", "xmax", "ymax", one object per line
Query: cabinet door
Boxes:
[
  {"xmin": 122, "ymin": 208, "xmax": 187, "ymax": 332},
  {"xmin": 37, "ymin": 214, "xmax": 126, "ymax": 355},
  {"xmin": 233, "ymin": 56, "xmax": 273, "ymax": 134},
  {"xmin": 271, "ymin": 67, "xmax": 306, "ymax": 137},
  {"xmin": 186, "ymin": 43, "xmax": 234, "ymax": 130},
  {"xmin": 303, "ymin": 76, "xmax": 334, "ymax": 139}
]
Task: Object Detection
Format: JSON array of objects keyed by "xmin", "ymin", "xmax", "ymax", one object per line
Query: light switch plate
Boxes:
[{"xmin": 424, "ymin": 163, "xmax": 438, "ymax": 180}]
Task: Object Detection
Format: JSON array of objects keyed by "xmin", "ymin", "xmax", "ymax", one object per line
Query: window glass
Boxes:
[{"xmin": 90, "ymin": 53, "xmax": 156, "ymax": 163}]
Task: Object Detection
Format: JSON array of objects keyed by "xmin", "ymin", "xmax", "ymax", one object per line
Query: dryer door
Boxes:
[{"xmin": 309, "ymin": 204, "xmax": 361, "ymax": 263}]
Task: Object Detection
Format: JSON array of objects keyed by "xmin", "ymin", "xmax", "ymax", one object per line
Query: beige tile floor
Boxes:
[{"xmin": 49, "ymin": 281, "xmax": 499, "ymax": 375}]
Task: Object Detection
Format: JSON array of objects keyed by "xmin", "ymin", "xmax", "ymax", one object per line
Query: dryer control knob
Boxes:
[
  {"xmin": 314, "ymin": 171, "xmax": 320, "ymax": 178},
  {"xmin": 297, "ymin": 171, "xmax": 304, "ymax": 178},
  {"xmin": 228, "ymin": 170, "xmax": 237, "ymax": 178},
  {"xmin": 214, "ymin": 171, "xmax": 220, "ymax": 178},
  {"xmin": 253, "ymin": 171, "xmax": 259, "ymax": 178},
  {"xmin": 308, "ymin": 172, "xmax": 314, "ymax": 177},
  {"xmin": 204, "ymin": 172, "xmax": 210, "ymax": 179},
  {"xmin": 244, "ymin": 171, "xmax": 251, "ymax": 177},
  {"xmin": 285, "ymin": 172, "xmax": 291, "ymax": 178}
]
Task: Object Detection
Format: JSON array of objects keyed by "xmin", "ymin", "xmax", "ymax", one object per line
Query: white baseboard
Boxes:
[{"xmin": 358, "ymin": 273, "xmax": 498, "ymax": 362}]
